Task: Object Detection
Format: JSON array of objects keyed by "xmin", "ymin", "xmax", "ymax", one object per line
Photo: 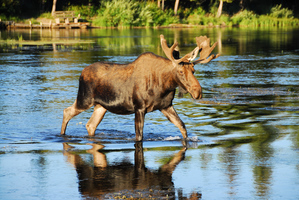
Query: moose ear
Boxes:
[
  {"xmin": 173, "ymin": 45, "xmax": 180, "ymax": 59},
  {"xmin": 173, "ymin": 50, "xmax": 180, "ymax": 59}
]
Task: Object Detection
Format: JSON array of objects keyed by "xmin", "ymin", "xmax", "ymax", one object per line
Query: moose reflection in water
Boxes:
[{"xmin": 63, "ymin": 143, "xmax": 201, "ymax": 199}]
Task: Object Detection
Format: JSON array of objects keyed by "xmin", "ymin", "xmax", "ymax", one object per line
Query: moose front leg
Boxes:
[
  {"xmin": 86, "ymin": 104, "xmax": 107, "ymax": 136},
  {"xmin": 161, "ymin": 106, "xmax": 187, "ymax": 139},
  {"xmin": 135, "ymin": 110, "xmax": 146, "ymax": 141}
]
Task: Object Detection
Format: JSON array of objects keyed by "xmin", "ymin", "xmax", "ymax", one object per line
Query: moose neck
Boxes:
[
  {"xmin": 133, "ymin": 52, "xmax": 179, "ymax": 92},
  {"xmin": 164, "ymin": 60, "xmax": 179, "ymax": 90}
]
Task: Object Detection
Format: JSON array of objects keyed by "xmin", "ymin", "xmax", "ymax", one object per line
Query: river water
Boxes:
[{"xmin": 0, "ymin": 27, "xmax": 298, "ymax": 199}]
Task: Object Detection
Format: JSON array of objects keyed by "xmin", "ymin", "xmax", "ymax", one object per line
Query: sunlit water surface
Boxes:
[{"xmin": 0, "ymin": 27, "xmax": 298, "ymax": 199}]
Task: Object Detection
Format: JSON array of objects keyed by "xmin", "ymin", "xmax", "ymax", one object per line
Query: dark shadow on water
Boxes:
[{"xmin": 63, "ymin": 142, "xmax": 202, "ymax": 199}]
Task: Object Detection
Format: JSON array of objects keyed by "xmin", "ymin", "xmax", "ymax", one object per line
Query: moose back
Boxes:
[{"xmin": 61, "ymin": 35, "xmax": 219, "ymax": 141}]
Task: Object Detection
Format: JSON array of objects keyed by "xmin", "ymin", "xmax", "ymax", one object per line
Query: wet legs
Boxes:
[
  {"xmin": 86, "ymin": 104, "xmax": 107, "ymax": 136},
  {"xmin": 135, "ymin": 110, "xmax": 146, "ymax": 141},
  {"xmin": 61, "ymin": 100, "xmax": 90, "ymax": 135},
  {"xmin": 161, "ymin": 106, "xmax": 187, "ymax": 139}
]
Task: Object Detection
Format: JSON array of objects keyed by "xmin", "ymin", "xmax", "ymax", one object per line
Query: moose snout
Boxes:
[{"xmin": 190, "ymin": 85, "xmax": 202, "ymax": 99}]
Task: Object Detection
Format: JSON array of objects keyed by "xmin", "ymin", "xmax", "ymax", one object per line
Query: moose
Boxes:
[{"xmin": 61, "ymin": 34, "xmax": 219, "ymax": 141}]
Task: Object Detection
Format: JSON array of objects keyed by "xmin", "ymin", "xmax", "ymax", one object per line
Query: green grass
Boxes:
[{"xmin": 187, "ymin": 6, "xmax": 299, "ymax": 27}]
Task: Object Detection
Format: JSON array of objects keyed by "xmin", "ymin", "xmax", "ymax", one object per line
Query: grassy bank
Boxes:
[
  {"xmin": 89, "ymin": 2, "xmax": 299, "ymax": 28},
  {"xmin": 187, "ymin": 7, "xmax": 299, "ymax": 27},
  {"xmin": 1, "ymin": 2, "xmax": 298, "ymax": 28}
]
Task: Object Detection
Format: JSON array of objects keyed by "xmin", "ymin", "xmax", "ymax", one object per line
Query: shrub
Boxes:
[
  {"xmin": 187, "ymin": 14, "xmax": 230, "ymax": 26},
  {"xmin": 136, "ymin": 2, "xmax": 179, "ymax": 26},
  {"xmin": 270, "ymin": 4, "xmax": 293, "ymax": 18},
  {"xmin": 134, "ymin": 3, "xmax": 154, "ymax": 27},
  {"xmin": 258, "ymin": 15, "xmax": 299, "ymax": 26},
  {"xmin": 39, "ymin": 12, "xmax": 53, "ymax": 19},
  {"xmin": 67, "ymin": 5, "xmax": 97, "ymax": 19},
  {"xmin": 93, "ymin": 0, "xmax": 179, "ymax": 27},
  {"xmin": 218, "ymin": 14, "xmax": 230, "ymax": 26},
  {"xmin": 91, "ymin": 1, "xmax": 299, "ymax": 28},
  {"xmin": 187, "ymin": 7, "xmax": 207, "ymax": 25},
  {"xmin": 231, "ymin": 10, "xmax": 257, "ymax": 26},
  {"xmin": 104, "ymin": 0, "xmax": 137, "ymax": 27}
]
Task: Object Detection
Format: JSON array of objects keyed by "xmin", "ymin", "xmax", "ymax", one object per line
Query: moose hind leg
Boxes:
[
  {"xmin": 86, "ymin": 104, "xmax": 107, "ymax": 136},
  {"xmin": 61, "ymin": 100, "xmax": 91, "ymax": 135},
  {"xmin": 161, "ymin": 106, "xmax": 187, "ymax": 139}
]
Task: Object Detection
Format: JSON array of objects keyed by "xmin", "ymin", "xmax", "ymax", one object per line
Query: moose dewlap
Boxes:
[{"xmin": 61, "ymin": 35, "xmax": 219, "ymax": 141}]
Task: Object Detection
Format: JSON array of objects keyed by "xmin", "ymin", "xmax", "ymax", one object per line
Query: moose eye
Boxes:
[{"xmin": 178, "ymin": 69, "xmax": 184, "ymax": 75}]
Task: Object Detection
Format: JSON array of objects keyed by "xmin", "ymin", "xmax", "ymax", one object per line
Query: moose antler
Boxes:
[
  {"xmin": 192, "ymin": 36, "xmax": 220, "ymax": 64},
  {"xmin": 160, "ymin": 35, "xmax": 199, "ymax": 64},
  {"xmin": 160, "ymin": 34, "xmax": 219, "ymax": 64}
]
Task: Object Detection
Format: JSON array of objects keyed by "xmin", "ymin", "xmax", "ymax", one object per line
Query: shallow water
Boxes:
[{"xmin": 0, "ymin": 27, "xmax": 298, "ymax": 199}]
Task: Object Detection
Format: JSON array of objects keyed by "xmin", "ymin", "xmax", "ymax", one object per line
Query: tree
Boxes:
[
  {"xmin": 51, "ymin": 0, "xmax": 57, "ymax": 16},
  {"xmin": 174, "ymin": 0, "xmax": 180, "ymax": 15},
  {"xmin": 216, "ymin": 0, "xmax": 233, "ymax": 18},
  {"xmin": 216, "ymin": 0, "xmax": 223, "ymax": 17},
  {"xmin": 157, "ymin": 0, "xmax": 165, "ymax": 11}
]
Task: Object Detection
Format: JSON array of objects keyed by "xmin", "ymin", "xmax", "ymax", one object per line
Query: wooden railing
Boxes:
[{"xmin": 53, "ymin": 11, "xmax": 79, "ymax": 24}]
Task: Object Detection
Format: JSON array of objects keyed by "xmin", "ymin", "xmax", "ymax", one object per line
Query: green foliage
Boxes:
[
  {"xmin": 0, "ymin": 14, "xmax": 21, "ymax": 22},
  {"xmin": 230, "ymin": 7, "xmax": 298, "ymax": 27},
  {"xmin": 231, "ymin": 10, "xmax": 258, "ymax": 26},
  {"xmin": 134, "ymin": 3, "xmax": 154, "ymax": 27},
  {"xmin": 258, "ymin": 15, "xmax": 299, "ymax": 27},
  {"xmin": 27, "ymin": 18, "xmax": 39, "ymax": 25},
  {"xmin": 1, "ymin": 0, "xmax": 298, "ymax": 28},
  {"xmin": 187, "ymin": 7, "xmax": 206, "ymax": 25},
  {"xmin": 94, "ymin": 0, "xmax": 139, "ymax": 27},
  {"xmin": 187, "ymin": 10, "xmax": 230, "ymax": 26},
  {"xmin": 0, "ymin": 14, "xmax": 7, "ymax": 21},
  {"xmin": 93, "ymin": 1, "xmax": 179, "ymax": 27},
  {"xmin": 0, "ymin": 0, "xmax": 21, "ymax": 16},
  {"xmin": 67, "ymin": 5, "xmax": 97, "ymax": 19},
  {"xmin": 195, "ymin": 7, "xmax": 206, "ymax": 16},
  {"xmin": 219, "ymin": 14, "xmax": 231, "ymax": 26},
  {"xmin": 150, "ymin": 7, "xmax": 180, "ymax": 26},
  {"xmin": 38, "ymin": 12, "xmax": 53, "ymax": 19},
  {"xmin": 270, "ymin": 4, "xmax": 293, "ymax": 19}
]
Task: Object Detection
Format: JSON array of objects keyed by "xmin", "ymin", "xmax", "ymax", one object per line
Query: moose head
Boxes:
[
  {"xmin": 61, "ymin": 35, "xmax": 219, "ymax": 141},
  {"xmin": 160, "ymin": 34, "xmax": 219, "ymax": 99}
]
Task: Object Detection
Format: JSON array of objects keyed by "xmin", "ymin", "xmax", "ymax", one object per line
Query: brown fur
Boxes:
[{"xmin": 61, "ymin": 52, "xmax": 202, "ymax": 141}]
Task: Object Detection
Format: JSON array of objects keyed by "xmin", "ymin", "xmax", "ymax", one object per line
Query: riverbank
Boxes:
[
  {"xmin": 1, "ymin": 3, "xmax": 299, "ymax": 30},
  {"xmin": 1, "ymin": 19, "xmax": 298, "ymax": 31},
  {"xmin": 0, "ymin": 17, "xmax": 90, "ymax": 30}
]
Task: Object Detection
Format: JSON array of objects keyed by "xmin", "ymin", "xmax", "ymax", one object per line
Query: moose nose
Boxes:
[{"xmin": 190, "ymin": 85, "xmax": 202, "ymax": 99}]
